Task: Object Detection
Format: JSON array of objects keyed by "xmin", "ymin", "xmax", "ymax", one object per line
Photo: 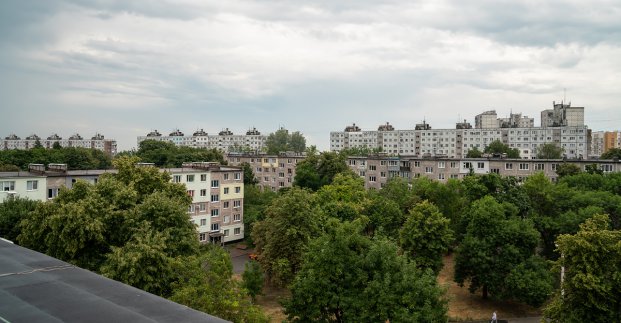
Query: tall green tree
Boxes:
[
  {"xmin": 294, "ymin": 151, "xmax": 350, "ymax": 191},
  {"xmin": 556, "ymin": 163, "xmax": 581, "ymax": 178},
  {"xmin": 265, "ymin": 128, "xmax": 307, "ymax": 154},
  {"xmin": 399, "ymin": 201, "xmax": 453, "ymax": 274},
  {"xmin": 251, "ymin": 187, "xmax": 322, "ymax": 286},
  {"xmin": 466, "ymin": 147, "xmax": 482, "ymax": 158},
  {"xmin": 454, "ymin": 196, "xmax": 553, "ymax": 305},
  {"xmin": 543, "ymin": 214, "xmax": 621, "ymax": 323},
  {"xmin": 284, "ymin": 220, "xmax": 447, "ymax": 322},
  {"xmin": 0, "ymin": 196, "xmax": 40, "ymax": 242},
  {"xmin": 537, "ymin": 143, "xmax": 564, "ymax": 159},
  {"xmin": 242, "ymin": 261, "xmax": 264, "ymax": 302},
  {"xmin": 135, "ymin": 139, "xmax": 223, "ymax": 167}
]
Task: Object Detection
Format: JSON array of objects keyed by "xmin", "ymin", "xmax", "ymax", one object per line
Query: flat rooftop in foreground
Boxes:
[{"xmin": 0, "ymin": 239, "xmax": 228, "ymax": 323}]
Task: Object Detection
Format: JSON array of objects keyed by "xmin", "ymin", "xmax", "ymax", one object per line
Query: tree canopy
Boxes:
[
  {"xmin": 0, "ymin": 146, "xmax": 111, "ymax": 170},
  {"xmin": 483, "ymin": 140, "xmax": 520, "ymax": 158},
  {"xmin": 536, "ymin": 143, "xmax": 564, "ymax": 159},
  {"xmin": 132, "ymin": 140, "xmax": 224, "ymax": 167},
  {"xmin": 265, "ymin": 128, "xmax": 306, "ymax": 154},
  {"xmin": 600, "ymin": 147, "xmax": 621, "ymax": 160}
]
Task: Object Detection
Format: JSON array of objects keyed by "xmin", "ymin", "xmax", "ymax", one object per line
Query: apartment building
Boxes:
[
  {"xmin": 331, "ymin": 104, "xmax": 589, "ymax": 159},
  {"xmin": 165, "ymin": 162, "xmax": 244, "ymax": 244},
  {"xmin": 137, "ymin": 127, "xmax": 267, "ymax": 153},
  {"xmin": 1, "ymin": 133, "xmax": 117, "ymax": 156},
  {"xmin": 0, "ymin": 171, "xmax": 46, "ymax": 202},
  {"xmin": 226, "ymin": 152, "xmax": 304, "ymax": 191}
]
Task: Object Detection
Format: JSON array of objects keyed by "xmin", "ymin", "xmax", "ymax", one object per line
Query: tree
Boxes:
[
  {"xmin": 543, "ymin": 214, "xmax": 621, "ymax": 323},
  {"xmin": 316, "ymin": 172, "xmax": 367, "ymax": 222},
  {"xmin": 294, "ymin": 151, "xmax": 350, "ymax": 191},
  {"xmin": 600, "ymin": 147, "xmax": 621, "ymax": 160},
  {"xmin": 399, "ymin": 201, "xmax": 453, "ymax": 274},
  {"xmin": 242, "ymin": 261, "xmax": 264, "ymax": 302},
  {"xmin": 242, "ymin": 185, "xmax": 277, "ymax": 246},
  {"xmin": 365, "ymin": 191, "xmax": 404, "ymax": 237},
  {"xmin": 484, "ymin": 140, "xmax": 520, "ymax": 158},
  {"xmin": 537, "ymin": 143, "xmax": 564, "ymax": 159},
  {"xmin": 135, "ymin": 139, "xmax": 224, "ymax": 168},
  {"xmin": 251, "ymin": 187, "xmax": 323, "ymax": 286},
  {"xmin": 289, "ymin": 131, "xmax": 306, "ymax": 153},
  {"xmin": 454, "ymin": 196, "xmax": 553, "ymax": 305},
  {"xmin": 585, "ymin": 163, "xmax": 603, "ymax": 175},
  {"xmin": 240, "ymin": 162, "xmax": 258, "ymax": 185},
  {"xmin": 556, "ymin": 163, "xmax": 581, "ymax": 178},
  {"xmin": 284, "ymin": 220, "xmax": 448, "ymax": 322},
  {"xmin": 171, "ymin": 246, "xmax": 269, "ymax": 322},
  {"xmin": 466, "ymin": 147, "xmax": 482, "ymax": 158},
  {"xmin": 0, "ymin": 196, "xmax": 40, "ymax": 242}
]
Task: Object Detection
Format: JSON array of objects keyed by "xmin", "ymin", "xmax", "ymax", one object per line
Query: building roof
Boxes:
[
  {"xmin": 0, "ymin": 171, "xmax": 46, "ymax": 178},
  {"xmin": 0, "ymin": 239, "xmax": 229, "ymax": 323}
]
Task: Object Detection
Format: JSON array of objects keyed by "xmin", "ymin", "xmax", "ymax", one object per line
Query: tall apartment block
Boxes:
[
  {"xmin": 137, "ymin": 127, "xmax": 267, "ymax": 153},
  {"xmin": 227, "ymin": 152, "xmax": 305, "ymax": 191},
  {"xmin": 331, "ymin": 102, "xmax": 589, "ymax": 159},
  {"xmin": 591, "ymin": 131, "xmax": 621, "ymax": 157},
  {"xmin": 1, "ymin": 133, "xmax": 117, "ymax": 156}
]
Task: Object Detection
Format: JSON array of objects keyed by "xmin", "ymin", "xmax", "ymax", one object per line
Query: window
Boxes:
[
  {"xmin": 188, "ymin": 205, "xmax": 195, "ymax": 213},
  {"xmin": 224, "ymin": 187, "xmax": 229, "ymax": 194},
  {"xmin": 199, "ymin": 203, "xmax": 206, "ymax": 211},
  {"xmin": 450, "ymin": 162, "xmax": 457, "ymax": 168},
  {"xmin": 187, "ymin": 190, "xmax": 195, "ymax": 197},
  {"xmin": 369, "ymin": 165, "xmax": 376, "ymax": 170},
  {"xmin": 48, "ymin": 188, "xmax": 59, "ymax": 199},
  {"xmin": 519, "ymin": 163, "xmax": 529, "ymax": 170},
  {"xmin": 414, "ymin": 161, "xmax": 421, "ymax": 167},
  {"xmin": 450, "ymin": 174, "xmax": 459, "ymax": 179},
  {"xmin": 505, "ymin": 163, "xmax": 513, "ymax": 170},
  {"xmin": 491, "ymin": 168, "xmax": 500, "ymax": 174},
  {"xmin": 199, "ymin": 233, "xmax": 207, "ymax": 242},
  {"xmin": 233, "ymin": 200, "xmax": 241, "ymax": 208},
  {"xmin": 173, "ymin": 175, "xmax": 181, "ymax": 183},
  {"xmin": 211, "ymin": 194, "xmax": 219, "ymax": 202},
  {"xmin": 438, "ymin": 161, "xmax": 445, "ymax": 168},
  {"xmin": 535, "ymin": 163, "xmax": 545, "ymax": 171},
  {"xmin": 601, "ymin": 164, "xmax": 613, "ymax": 173},
  {"xmin": 223, "ymin": 201, "xmax": 229, "ymax": 208},
  {"xmin": 200, "ymin": 219, "xmax": 207, "ymax": 226},
  {"xmin": 201, "ymin": 174, "xmax": 207, "ymax": 181},
  {"xmin": 477, "ymin": 162, "xmax": 484, "ymax": 169},
  {"xmin": 211, "ymin": 223, "xmax": 219, "ymax": 232},
  {"xmin": 369, "ymin": 176, "xmax": 377, "ymax": 182},
  {"xmin": 27, "ymin": 180, "xmax": 38, "ymax": 191},
  {"xmin": 187, "ymin": 175, "xmax": 194, "ymax": 182},
  {"xmin": 211, "ymin": 180, "xmax": 219, "ymax": 188},
  {"xmin": 438, "ymin": 173, "xmax": 445, "ymax": 180},
  {"xmin": 463, "ymin": 162, "xmax": 472, "ymax": 169},
  {"xmin": 380, "ymin": 171, "xmax": 386, "ymax": 178},
  {"xmin": 200, "ymin": 189, "xmax": 207, "ymax": 196},
  {"xmin": 234, "ymin": 172, "xmax": 241, "ymax": 180},
  {"xmin": 211, "ymin": 209, "xmax": 219, "ymax": 217},
  {"xmin": 223, "ymin": 229, "xmax": 229, "ymax": 237},
  {"xmin": 234, "ymin": 228, "xmax": 241, "ymax": 235},
  {"xmin": 551, "ymin": 163, "xmax": 559, "ymax": 171},
  {"xmin": 224, "ymin": 173, "xmax": 229, "ymax": 180},
  {"xmin": 234, "ymin": 214, "xmax": 241, "ymax": 222},
  {"xmin": 224, "ymin": 216, "xmax": 230, "ymax": 223},
  {"xmin": 425, "ymin": 166, "xmax": 433, "ymax": 173},
  {"xmin": 278, "ymin": 172, "xmax": 284, "ymax": 178},
  {"xmin": 235, "ymin": 186, "xmax": 241, "ymax": 193}
]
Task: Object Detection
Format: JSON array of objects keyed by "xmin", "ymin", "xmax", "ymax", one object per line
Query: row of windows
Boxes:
[
  {"xmin": 173, "ymin": 172, "xmax": 242, "ymax": 183},
  {"xmin": 0, "ymin": 180, "xmax": 39, "ymax": 191},
  {"xmin": 199, "ymin": 227, "xmax": 242, "ymax": 241}
]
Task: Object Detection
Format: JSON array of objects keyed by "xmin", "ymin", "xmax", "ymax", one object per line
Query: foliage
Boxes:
[
  {"xmin": 294, "ymin": 151, "xmax": 351, "ymax": 191},
  {"xmin": 251, "ymin": 187, "xmax": 322, "ymax": 286},
  {"xmin": 365, "ymin": 191, "xmax": 404, "ymax": 237},
  {"xmin": 171, "ymin": 246, "xmax": 269, "ymax": 323},
  {"xmin": 536, "ymin": 143, "xmax": 564, "ymax": 159},
  {"xmin": 483, "ymin": 140, "xmax": 520, "ymax": 158},
  {"xmin": 0, "ymin": 196, "xmax": 40, "ymax": 242},
  {"xmin": 465, "ymin": 146, "xmax": 482, "ymax": 158},
  {"xmin": 265, "ymin": 128, "xmax": 306, "ymax": 154},
  {"xmin": 556, "ymin": 162, "xmax": 581, "ymax": 178},
  {"xmin": 240, "ymin": 162, "xmax": 258, "ymax": 185},
  {"xmin": 242, "ymin": 261, "xmax": 264, "ymax": 302},
  {"xmin": 18, "ymin": 156, "xmax": 198, "ymax": 283},
  {"xmin": 399, "ymin": 201, "xmax": 454, "ymax": 274},
  {"xmin": 0, "ymin": 146, "xmax": 111, "ymax": 170},
  {"xmin": 454, "ymin": 196, "xmax": 553, "ymax": 305},
  {"xmin": 135, "ymin": 140, "xmax": 224, "ymax": 168},
  {"xmin": 543, "ymin": 214, "xmax": 621, "ymax": 323},
  {"xmin": 284, "ymin": 220, "xmax": 448, "ymax": 322},
  {"xmin": 242, "ymin": 185, "xmax": 277, "ymax": 245},
  {"xmin": 316, "ymin": 172, "xmax": 367, "ymax": 222},
  {"xmin": 600, "ymin": 147, "xmax": 621, "ymax": 159}
]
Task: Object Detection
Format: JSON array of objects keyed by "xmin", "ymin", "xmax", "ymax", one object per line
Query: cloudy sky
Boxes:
[{"xmin": 1, "ymin": 0, "xmax": 620, "ymax": 151}]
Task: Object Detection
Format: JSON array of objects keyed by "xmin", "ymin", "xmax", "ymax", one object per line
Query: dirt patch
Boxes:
[
  {"xmin": 439, "ymin": 254, "xmax": 541, "ymax": 321},
  {"xmin": 255, "ymin": 282, "xmax": 290, "ymax": 322}
]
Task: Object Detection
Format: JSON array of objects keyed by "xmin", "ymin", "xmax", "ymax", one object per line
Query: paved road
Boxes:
[{"xmin": 226, "ymin": 245, "xmax": 251, "ymax": 274}]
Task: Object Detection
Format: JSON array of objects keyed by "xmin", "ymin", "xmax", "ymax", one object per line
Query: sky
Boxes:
[{"xmin": 1, "ymin": 0, "xmax": 620, "ymax": 151}]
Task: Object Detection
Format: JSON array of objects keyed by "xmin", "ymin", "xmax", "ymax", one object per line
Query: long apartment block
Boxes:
[
  {"xmin": 2, "ymin": 133, "xmax": 117, "ymax": 156},
  {"xmin": 137, "ymin": 127, "xmax": 266, "ymax": 153},
  {"xmin": 331, "ymin": 102, "xmax": 589, "ymax": 159},
  {"xmin": 226, "ymin": 153, "xmax": 621, "ymax": 191},
  {"xmin": 1, "ymin": 163, "xmax": 243, "ymax": 244}
]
